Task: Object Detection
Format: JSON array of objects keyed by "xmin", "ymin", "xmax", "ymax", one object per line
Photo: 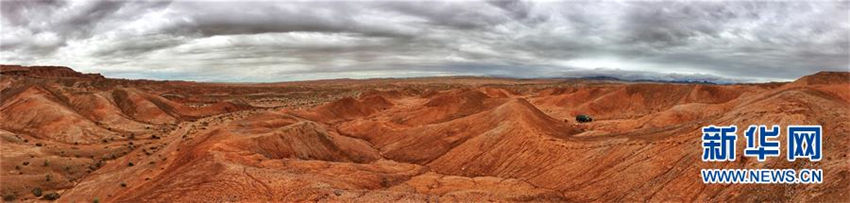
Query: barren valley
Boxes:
[{"xmin": 1, "ymin": 65, "xmax": 849, "ymax": 202}]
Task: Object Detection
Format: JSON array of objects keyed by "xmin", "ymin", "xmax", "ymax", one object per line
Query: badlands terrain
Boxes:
[{"xmin": 1, "ymin": 65, "xmax": 848, "ymax": 202}]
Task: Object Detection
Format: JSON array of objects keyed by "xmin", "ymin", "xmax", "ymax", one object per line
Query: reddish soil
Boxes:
[{"xmin": 1, "ymin": 65, "xmax": 848, "ymax": 202}]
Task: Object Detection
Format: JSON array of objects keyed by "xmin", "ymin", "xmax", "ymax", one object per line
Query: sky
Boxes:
[{"xmin": 1, "ymin": 0, "xmax": 848, "ymax": 83}]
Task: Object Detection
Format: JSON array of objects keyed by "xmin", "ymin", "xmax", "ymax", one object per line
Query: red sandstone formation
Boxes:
[{"xmin": 1, "ymin": 66, "xmax": 848, "ymax": 202}]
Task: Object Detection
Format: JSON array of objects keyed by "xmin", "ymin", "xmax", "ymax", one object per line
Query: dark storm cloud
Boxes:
[
  {"xmin": 1, "ymin": 0, "xmax": 171, "ymax": 54},
  {"xmin": 619, "ymin": 2, "xmax": 726, "ymax": 47},
  {"xmin": 157, "ymin": 2, "xmax": 415, "ymax": 38},
  {"xmin": 1, "ymin": 0, "xmax": 847, "ymax": 82}
]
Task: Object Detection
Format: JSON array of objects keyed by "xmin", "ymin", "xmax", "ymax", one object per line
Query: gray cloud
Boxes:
[{"xmin": 1, "ymin": 0, "xmax": 847, "ymax": 83}]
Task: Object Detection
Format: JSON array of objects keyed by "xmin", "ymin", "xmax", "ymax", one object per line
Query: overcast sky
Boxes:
[{"xmin": 1, "ymin": 0, "xmax": 848, "ymax": 83}]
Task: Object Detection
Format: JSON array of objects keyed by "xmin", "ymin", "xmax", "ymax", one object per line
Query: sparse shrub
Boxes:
[
  {"xmin": 45, "ymin": 174, "xmax": 52, "ymax": 182},
  {"xmin": 43, "ymin": 192, "xmax": 60, "ymax": 200},
  {"xmin": 127, "ymin": 162, "xmax": 134, "ymax": 167},
  {"xmin": 380, "ymin": 177, "xmax": 390, "ymax": 187},
  {"xmin": 44, "ymin": 160, "xmax": 49, "ymax": 166},
  {"xmin": 32, "ymin": 187, "xmax": 43, "ymax": 197},
  {"xmin": 2, "ymin": 193, "xmax": 16, "ymax": 201}
]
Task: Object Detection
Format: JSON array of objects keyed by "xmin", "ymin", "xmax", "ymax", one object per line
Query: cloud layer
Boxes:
[{"xmin": 2, "ymin": 0, "xmax": 848, "ymax": 82}]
